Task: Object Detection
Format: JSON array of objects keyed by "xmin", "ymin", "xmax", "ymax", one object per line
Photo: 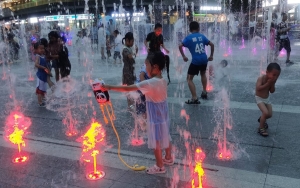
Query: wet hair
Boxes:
[
  {"xmin": 281, "ymin": 12, "xmax": 287, "ymax": 17},
  {"xmin": 114, "ymin": 30, "xmax": 120, "ymax": 35},
  {"xmin": 122, "ymin": 32, "xmax": 134, "ymax": 45},
  {"xmin": 48, "ymin": 31, "xmax": 59, "ymax": 39},
  {"xmin": 39, "ymin": 38, "xmax": 48, "ymax": 47},
  {"xmin": 154, "ymin": 23, "xmax": 162, "ymax": 29},
  {"xmin": 33, "ymin": 41, "xmax": 44, "ymax": 50},
  {"xmin": 190, "ymin": 21, "xmax": 200, "ymax": 31},
  {"xmin": 267, "ymin": 63, "xmax": 281, "ymax": 72},
  {"xmin": 147, "ymin": 52, "xmax": 165, "ymax": 71}
]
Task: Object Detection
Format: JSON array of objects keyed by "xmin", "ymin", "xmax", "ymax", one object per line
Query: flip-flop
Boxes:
[{"xmin": 185, "ymin": 99, "xmax": 200, "ymax": 104}]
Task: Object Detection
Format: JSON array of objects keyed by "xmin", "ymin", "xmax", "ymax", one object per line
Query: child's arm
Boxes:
[
  {"xmin": 161, "ymin": 44, "xmax": 169, "ymax": 53},
  {"xmin": 208, "ymin": 42, "xmax": 214, "ymax": 61},
  {"xmin": 256, "ymin": 76, "xmax": 272, "ymax": 91},
  {"xmin": 270, "ymin": 84, "xmax": 275, "ymax": 93},
  {"xmin": 139, "ymin": 72, "xmax": 146, "ymax": 82},
  {"xmin": 104, "ymin": 84, "xmax": 138, "ymax": 92},
  {"xmin": 179, "ymin": 43, "xmax": 188, "ymax": 62}
]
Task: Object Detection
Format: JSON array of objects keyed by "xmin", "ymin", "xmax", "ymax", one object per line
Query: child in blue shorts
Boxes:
[{"xmin": 179, "ymin": 21, "xmax": 214, "ymax": 104}]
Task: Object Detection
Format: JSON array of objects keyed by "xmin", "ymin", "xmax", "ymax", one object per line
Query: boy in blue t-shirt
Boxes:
[{"xmin": 179, "ymin": 21, "xmax": 214, "ymax": 104}]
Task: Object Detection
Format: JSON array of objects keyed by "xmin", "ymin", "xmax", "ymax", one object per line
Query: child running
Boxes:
[
  {"xmin": 104, "ymin": 52, "xmax": 173, "ymax": 174},
  {"xmin": 255, "ymin": 63, "xmax": 281, "ymax": 137},
  {"xmin": 34, "ymin": 41, "xmax": 52, "ymax": 107},
  {"xmin": 122, "ymin": 32, "xmax": 138, "ymax": 109},
  {"xmin": 179, "ymin": 21, "xmax": 214, "ymax": 104}
]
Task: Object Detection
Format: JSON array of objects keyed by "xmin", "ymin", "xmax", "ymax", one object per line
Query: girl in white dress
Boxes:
[{"xmin": 104, "ymin": 51, "xmax": 173, "ymax": 174}]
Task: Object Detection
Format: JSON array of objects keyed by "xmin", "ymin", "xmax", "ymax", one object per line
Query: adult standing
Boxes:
[
  {"xmin": 144, "ymin": 23, "xmax": 171, "ymax": 84},
  {"xmin": 48, "ymin": 31, "xmax": 61, "ymax": 82},
  {"xmin": 276, "ymin": 13, "xmax": 293, "ymax": 64}
]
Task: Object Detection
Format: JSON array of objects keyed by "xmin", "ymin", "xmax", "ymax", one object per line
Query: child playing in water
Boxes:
[
  {"xmin": 34, "ymin": 41, "xmax": 52, "ymax": 107},
  {"xmin": 39, "ymin": 38, "xmax": 55, "ymax": 90},
  {"xmin": 255, "ymin": 63, "xmax": 281, "ymax": 136},
  {"xmin": 104, "ymin": 52, "xmax": 173, "ymax": 174},
  {"xmin": 179, "ymin": 21, "xmax": 214, "ymax": 103},
  {"xmin": 122, "ymin": 32, "xmax": 138, "ymax": 109}
]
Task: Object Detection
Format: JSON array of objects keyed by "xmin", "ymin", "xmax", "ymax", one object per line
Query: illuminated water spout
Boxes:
[
  {"xmin": 192, "ymin": 148, "xmax": 206, "ymax": 188},
  {"xmin": 80, "ymin": 121, "xmax": 106, "ymax": 180},
  {"xmin": 5, "ymin": 112, "xmax": 32, "ymax": 163}
]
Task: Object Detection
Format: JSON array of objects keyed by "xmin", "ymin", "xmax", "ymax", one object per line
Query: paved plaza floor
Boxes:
[{"xmin": 0, "ymin": 42, "xmax": 300, "ymax": 188}]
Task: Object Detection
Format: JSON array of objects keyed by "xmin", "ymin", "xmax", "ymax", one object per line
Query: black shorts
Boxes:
[
  {"xmin": 113, "ymin": 51, "xmax": 121, "ymax": 60},
  {"xmin": 188, "ymin": 63, "xmax": 207, "ymax": 76},
  {"xmin": 279, "ymin": 38, "xmax": 291, "ymax": 53}
]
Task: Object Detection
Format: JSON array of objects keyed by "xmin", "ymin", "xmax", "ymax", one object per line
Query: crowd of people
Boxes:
[
  {"xmin": 0, "ymin": 13, "xmax": 288, "ymax": 174},
  {"xmin": 34, "ymin": 31, "xmax": 71, "ymax": 107}
]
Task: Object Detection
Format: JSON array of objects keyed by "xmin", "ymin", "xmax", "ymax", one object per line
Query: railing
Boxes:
[{"xmin": 11, "ymin": 0, "xmax": 73, "ymax": 11}]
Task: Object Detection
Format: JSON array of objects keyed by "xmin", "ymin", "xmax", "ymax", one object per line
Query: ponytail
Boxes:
[{"xmin": 122, "ymin": 32, "xmax": 134, "ymax": 45}]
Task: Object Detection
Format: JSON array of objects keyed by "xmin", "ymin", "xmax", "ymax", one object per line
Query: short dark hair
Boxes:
[
  {"xmin": 281, "ymin": 12, "xmax": 287, "ymax": 17},
  {"xmin": 189, "ymin": 21, "xmax": 200, "ymax": 31},
  {"xmin": 48, "ymin": 31, "xmax": 59, "ymax": 39},
  {"xmin": 154, "ymin": 23, "xmax": 162, "ymax": 29},
  {"xmin": 39, "ymin": 38, "xmax": 48, "ymax": 47},
  {"xmin": 33, "ymin": 42, "xmax": 43, "ymax": 50},
  {"xmin": 147, "ymin": 52, "xmax": 165, "ymax": 71},
  {"xmin": 267, "ymin": 63, "xmax": 281, "ymax": 72},
  {"xmin": 114, "ymin": 30, "xmax": 120, "ymax": 35}
]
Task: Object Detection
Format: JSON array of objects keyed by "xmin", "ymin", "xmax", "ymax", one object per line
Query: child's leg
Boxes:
[
  {"xmin": 200, "ymin": 70, "xmax": 207, "ymax": 93},
  {"xmin": 37, "ymin": 93, "xmax": 43, "ymax": 104},
  {"xmin": 257, "ymin": 103, "xmax": 272, "ymax": 129},
  {"xmin": 154, "ymin": 141, "xmax": 163, "ymax": 168},
  {"xmin": 164, "ymin": 142, "xmax": 172, "ymax": 160},
  {"xmin": 187, "ymin": 74, "xmax": 197, "ymax": 100}
]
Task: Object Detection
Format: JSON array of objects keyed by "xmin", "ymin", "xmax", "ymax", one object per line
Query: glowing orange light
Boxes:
[
  {"xmin": 80, "ymin": 121, "xmax": 106, "ymax": 180},
  {"xmin": 218, "ymin": 149, "xmax": 232, "ymax": 160},
  {"xmin": 223, "ymin": 53, "xmax": 229, "ymax": 57},
  {"xmin": 192, "ymin": 147, "xmax": 206, "ymax": 188},
  {"xmin": 5, "ymin": 112, "xmax": 31, "ymax": 163},
  {"xmin": 28, "ymin": 72, "xmax": 34, "ymax": 81},
  {"xmin": 131, "ymin": 139, "xmax": 144, "ymax": 146}
]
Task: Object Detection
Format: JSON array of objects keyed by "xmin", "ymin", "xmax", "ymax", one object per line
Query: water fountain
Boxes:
[
  {"xmin": 212, "ymin": 88, "xmax": 235, "ymax": 160},
  {"xmin": 20, "ymin": 23, "xmax": 34, "ymax": 81},
  {"xmin": 5, "ymin": 111, "xmax": 32, "ymax": 163}
]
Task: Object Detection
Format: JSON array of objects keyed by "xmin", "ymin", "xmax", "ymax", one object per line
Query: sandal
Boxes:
[
  {"xmin": 201, "ymin": 92, "xmax": 208, "ymax": 99},
  {"xmin": 146, "ymin": 165, "xmax": 166, "ymax": 174},
  {"xmin": 258, "ymin": 128, "xmax": 269, "ymax": 137},
  {"xmin": 163, "ymin": 157, "xmax": 174, "ymax": 166},
  {"xmin": 185, "ymin": 99, "xmax": 200, "ymax": 104},
  {"xmin": 258, "ymin": 117, "xmax": 268, "ymax": 129}
]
